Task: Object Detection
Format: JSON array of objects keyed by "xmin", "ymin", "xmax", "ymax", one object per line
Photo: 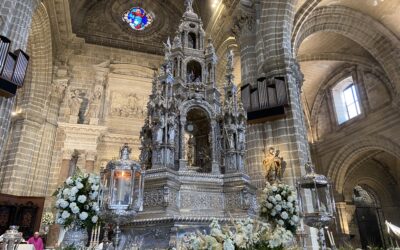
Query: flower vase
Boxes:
[{"xmin": 61, "ymin": 223, "xmax": 88, "ymax": 249}]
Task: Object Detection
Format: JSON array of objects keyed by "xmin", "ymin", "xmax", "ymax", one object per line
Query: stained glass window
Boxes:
[{"xmin": 122, "ymin": 7, "xmax": 153, "ymax": 31}]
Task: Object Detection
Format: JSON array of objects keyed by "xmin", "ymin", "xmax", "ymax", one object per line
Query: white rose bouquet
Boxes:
[
  {"xmin": 260, "ymin": 182, "xmax": 300, "ymax": 233},
  {"xmin": 54, "ymin": 170, "xmax": 101, "ymax": 229}
]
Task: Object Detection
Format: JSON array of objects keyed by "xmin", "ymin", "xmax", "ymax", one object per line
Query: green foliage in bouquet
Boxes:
[{"xmin": 53, "ymin": 169, "xmax": 101, "ymax": 229}]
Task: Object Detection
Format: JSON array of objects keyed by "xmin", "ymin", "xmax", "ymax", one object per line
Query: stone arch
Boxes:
[
  {"xmin": 327, "ymin": 136, "xmax": 400, "ymax": 195},
  {"xmin": 294, "ymin": 5, "xmax": 400, "ymax": 95},
  {"xmin": 344, "ymin": 177, "xmax": 391, "ymax": 206},
  {"xmin": 180, "ymin": 99, "xmax": 216, "ymax": 121},
  {"xmin": 22, "ymin": 2, "xmax": 53, "ymax": 110},
  {"xmin": 310, "ymin": 64, "xmax": 394, "ymax": 141},
  {"xmin": 292, "ymin": 0, "xmax": 323, "ymax": 49},
  {"xmin": 310, "ymin": 65, "xmax": 355, "ymax": 140},
  {"xmin": 183, "ymin": 57, "xmax": 205, "ymax": 83},
  {"xmin": 0, "ymin": 3, "xmax": 54, "ymax": 196}
]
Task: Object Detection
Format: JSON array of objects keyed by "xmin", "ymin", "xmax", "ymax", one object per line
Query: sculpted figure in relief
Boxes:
[
  {"xmin": 185, "ymin": 0, "xmax": 194, "ymax": 12},
  {"xmin": 187, "ymin": 134, "xmax": 195, "ymax": 166},
  {"xmin": 168, "ymin": 122, "xmax": 176, "ymax": 144},
  {"xmin": 155, "ymin": 126, "xmax": 163, "ymax": 144},
  {"xmin": 85, "ymin": 86, "xmax": 103, "ymax": 119},
  {"xmin": 238, "ymin": 130, "xmax": 245, "ymax": 150},
  {"xmin": 68, "ymin": 89, "xmax": 83, "ymax": 116},
  {"xmin": 263, "ymin": 147, "xmax": 283, "ymax": 183}
]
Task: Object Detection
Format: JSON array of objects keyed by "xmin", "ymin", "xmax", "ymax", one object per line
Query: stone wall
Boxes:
[
  {"xmin": 49, "ymin": 43, "xmax": 163, "ymax": 194},
  {"xmin": 309, "ymin": 63, "xmax": 400, "ymax": 246}
]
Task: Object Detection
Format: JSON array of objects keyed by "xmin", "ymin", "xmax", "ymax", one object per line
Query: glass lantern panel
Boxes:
[
  {"xmin": 301, "ymin": 187, "xmax": 320, "ymax": 214},
  {"xmin": 316, "ymin": 185, "xmax": 332, "ymax": 214},
  {"xmin": 112, "ymin": 170, "xmax": 132, "ymax": 206},
  {"xmin": 101, "ymin": 171, "xmax": 111, "ymax": 208},
  {"xmin": 132, "ymin": 171, "xmax": 142, "ymax": 209}
]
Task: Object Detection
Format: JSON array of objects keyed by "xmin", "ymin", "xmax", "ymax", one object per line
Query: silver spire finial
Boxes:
[{"xmin": 185, "ymin": 0, "xmax": 194, "ymax": 12}]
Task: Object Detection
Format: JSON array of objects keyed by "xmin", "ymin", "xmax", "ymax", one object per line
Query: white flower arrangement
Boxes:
[
  {"xmin": 54, "ymin": 170, "xmax": 101, "ymax": 229},
  {"xmin": 181, "ymin": 218, "xmax": 294, "ymax": 250},
  {"xmin": 183, "ymin": 182, "xmax": 300, "ymax": 250},
  {"xmin": 261, "ymin": 182, "xmax": 300, "ymax": 233},
  {"xmin": 41, "ymin": 212, "xmax": 55, "ymax": 226}
]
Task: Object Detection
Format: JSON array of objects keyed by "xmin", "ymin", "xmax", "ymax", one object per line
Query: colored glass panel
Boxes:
[{"xmin": 122, "ymin": 7, "xmax": 153, "ymax": 31}]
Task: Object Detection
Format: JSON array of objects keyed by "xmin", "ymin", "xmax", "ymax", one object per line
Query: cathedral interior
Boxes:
[{"xmin": 0, "ymin": 0, "xmax": 400, "ymax": 249}]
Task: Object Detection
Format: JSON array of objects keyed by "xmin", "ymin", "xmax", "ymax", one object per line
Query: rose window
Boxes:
[{"xmin": 122, "ymin": 7, "xmax": 154, "ymax": 31}]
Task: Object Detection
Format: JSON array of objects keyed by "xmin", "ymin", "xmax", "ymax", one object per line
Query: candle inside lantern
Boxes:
[{"xmin": 114, "ymin": 170, "xmax": 131, "ymax": 205}]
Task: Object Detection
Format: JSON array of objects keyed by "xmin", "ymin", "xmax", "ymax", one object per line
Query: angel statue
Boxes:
[
  {"xmin": 163, "ymin": 37, "xmax": 172, "ymax": 58},
  {"xmin": 262, "ymin": 147, "xmax": 283, "ymax": 183}
]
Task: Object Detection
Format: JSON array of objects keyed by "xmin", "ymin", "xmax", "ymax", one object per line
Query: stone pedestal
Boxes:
[
  {"xmin": 46, "ymin": 224, "xmax": 61, "ymax": 248},
  {"xmin": 89, "ymin": 118, "xmax": 99, "ymax": 125},
  {"xmin": 69, "ymin": 116, "xmax": 79, "ymax": 124},
  {"xmin": 122, "ymin": 168, "xmax": 257, "ymax": 249}
]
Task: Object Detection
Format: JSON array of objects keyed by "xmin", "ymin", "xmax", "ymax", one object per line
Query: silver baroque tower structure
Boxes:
[{"xmin": 124, "ymin": 3, "xmax": 257, "ymax": 249}]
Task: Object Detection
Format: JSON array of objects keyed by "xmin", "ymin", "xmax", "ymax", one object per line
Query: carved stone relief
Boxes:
[{"xmin": 110, "ymin": 92, "xmax": 147, "ymax": 119}]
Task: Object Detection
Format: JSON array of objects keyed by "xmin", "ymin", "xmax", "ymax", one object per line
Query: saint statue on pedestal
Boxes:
[
  {"xmin": 85, "ymin": 86, "xmax": 103, "ymax": 120},
  {"xmin": 68, "ymin": 89, "xmax": 83, "ymax": 117},
  {"xmin": 263, "ymin": 147, "xmax": 283, "ymax": 183},
  {"xmin": 187, "ymin": 134, "xmax": 195, "ymax": 166}
]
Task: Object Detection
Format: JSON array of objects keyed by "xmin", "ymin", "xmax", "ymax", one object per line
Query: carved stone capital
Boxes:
[
  {"xmin": 231, "ymin": 8, "xmax": 255, "ymax": 39},
  {"xmin": 86, "ymin": 151, "xmax": 97, "ymax": 161},
  {"xmin": 62, "ymin": 149, "xmax": 75, "ymax": 160},
  {"xmin": 51, "ymin": 78, "xmax": 69, "ymax": 100}
]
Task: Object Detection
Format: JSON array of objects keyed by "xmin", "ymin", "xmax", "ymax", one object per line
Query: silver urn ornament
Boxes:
[{"xmin": 3, "ymin": 225, "xmax": 23, "ymax": 250}]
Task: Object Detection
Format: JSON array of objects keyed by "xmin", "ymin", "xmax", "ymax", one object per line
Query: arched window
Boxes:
[
  {"xmin": 188, "ymin": 32, "xmax": 196, "ymax": 49},
  {"xmin": 186, "ymin": 60, "xmax": 202, "ymax": 83},
  {"xmin": 332, "ymin": 76, "xmax": 361, "ymax": 124}
]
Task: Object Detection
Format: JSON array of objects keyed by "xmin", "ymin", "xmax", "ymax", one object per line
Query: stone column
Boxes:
[
  {"xmin": 236, "ymin": 0, "xmax": 310, "ymax": 189},
  {"xmin": 0, "ymin": 0, "xmax": 40, "ymax": 159},
  {"xmin": 179, "ymin": 116, "xmax": 187, "ymax": 171},
  {"xmin": 58, "ymin": 150, "xmax": 74, "ymax": 184},
  {"xmin": 85, "ymin": 151, "xmax": 97, "ymax": 173},
  {"xmin": 255, "ymin": 1, "xmax": 315, "ymax": 248},
  {"xmin": 210, "ymin": 120, "xmax": 220, "ymax": 174}
]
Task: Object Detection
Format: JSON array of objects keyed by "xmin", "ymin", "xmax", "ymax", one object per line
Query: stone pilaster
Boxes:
[
  {"xmin": 58, "ymin": 149, "xmax": 75, "ymax": 184},
  {"xmin": 85, "ymin": 151, "xmax": 97, "ymax": 173},
  {"xmin": 336, "ymin": 202, "xmax": 350, "ymax": 235},
  {"xmin": 0, "ymin": 0, "xmax": 40, "ymax": 162},
  {"xmin": 0, "ymin": 68, "xmax": 69, "ymax": 196}
]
